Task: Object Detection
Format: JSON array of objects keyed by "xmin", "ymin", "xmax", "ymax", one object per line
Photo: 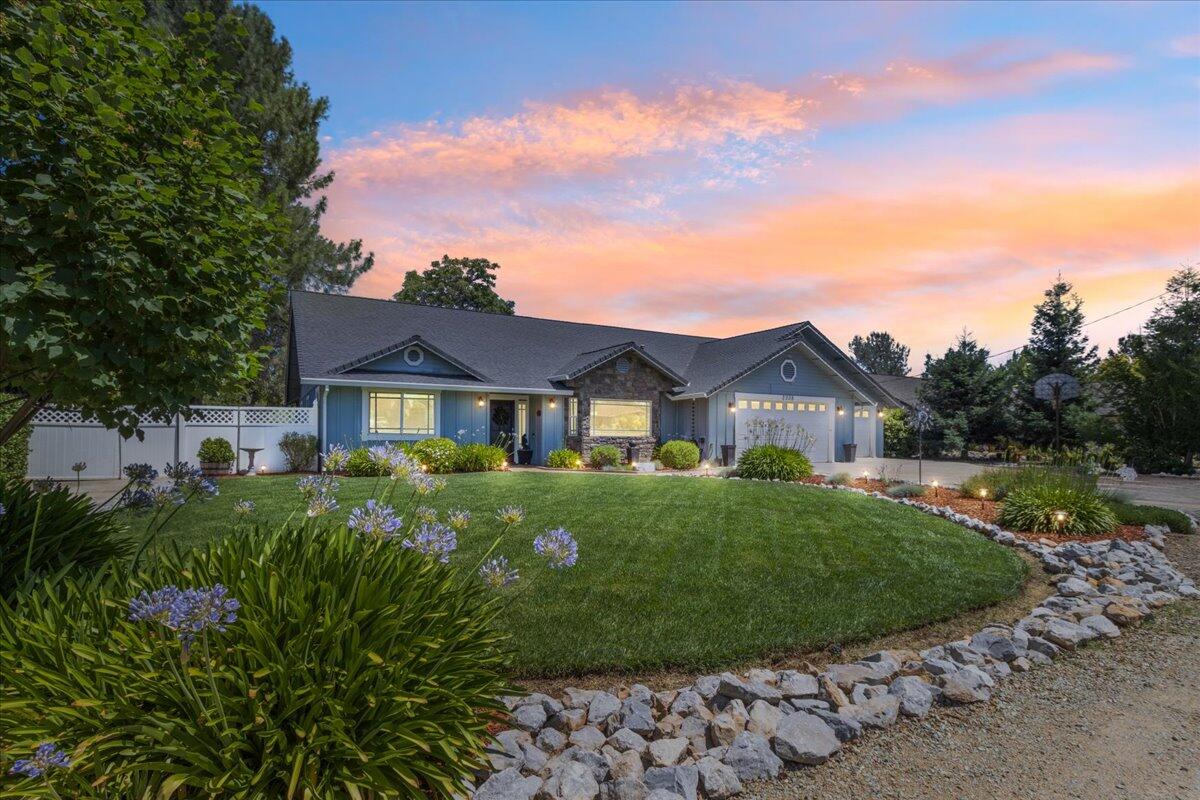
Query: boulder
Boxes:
[
  {"xmin": 695, "ymin": 756, "xmax": 742, "ymax": 800},
  {"xmin": 538, "ymin": 728, "xmax": 569, "ymax": 755},
  {"xmin": 776, "ymin": 670, "xmax": 818, "ymax": 699},
  {"xmin": 816, "ymin": 675, "xmax": 851, "ymax": 710},
  {"xmin": 1057, "ymin": 577, "xmax": 1098, "ymax": 598},
  {"xmin": 1043, "ymin": 618, "xmax": 1094, "ymax": 650},
  {"xmin": 644, "ymin": 791, "xmax": 685, "ymax": 800},
  {"xmin": 669, "ymin": 690, "xmax": 706, "ymax": 717},
  {"xmin": 746, "ymin": 668, "xmax": 777, "ymax": 686},
  {"xmin": 850, "ymin": 683, "xmax": 886, "ymax": 704},
  {"xmin": 719, "ymin": 732, "xmax": 783, "ymax": 782},
  {"xmin": 514, "ymin": 703, "xmax": 549, "ymax": 733},
  {"xmin": 607, "ymin": 728, "xmax": 648, "ymax": 755},
  {"xmin": 589, "ymin": 693, "xmax": 622, "ymax": 725},
  {"xmin": 564, "ymin": 748, "xmax": 611, "ymax": 784},
  {"xmin": 551, "ymin": 709, "xmax": 589, "ymax": 733},
  {"xmin": 969, "ymin": 630, "xmax": 1019, "ymax": 663},
  {"xmin": 771, "ymin": 713, "xmax": 841, "ymax": 765},
  {"xmin": 477, "ymin": 768, "xmax": 543, "ymax": 800},
  {"xmin": 807, "ymin": 708, "xmax": 861, "ymax": 743},
  {"xmin": 1103, "ymin": 602, "xmax": 1144, "ymax": 626},
  {"xmin": 707, "ymin": 700, "xmax": 747, "ymax": 747},
  {"xmin": 547, "ymin": 762, "xmax": 600, "ymax": 800},
  {"xmin": 1080, "ymin": 614, "xmax": 1121, "ymax": 639},
  {"xmin": 644, "ymin": 766, "xmax": 699, "ymax": 800},
  {"xmin": 612, "ymin": 699, "xmax": 656, "ymax": 737},
  {"xmin": 570, "ymin": 727, "xmax": 607, "ymax": 752},
  {"xmin": 842, "ymin": 694, "xmax": 899, "ymax": 730},
  {"xmin": 746, "ymin": 699, "xmax": 782, "ymax": 738},
  {"xmin": 716, "ymin": 672, "xmax": 781, "ymax": 704},
  {"xmin": 939, "ymin": 667, "xmax": 992, "ymax": 705},
  {"xmin": 600, "ymin": 779, "xmax": 647, "ymax": 800},
  {"xmin": 564, "ymin": 688, "xmax": 598, "ymax": 710},
  {"xmin": 888, "ymin": 676, "xmax": 934, "ymax": 718},
  {"xmin": 522, "ymin": 744, "xmax": 549, "ymax": 774},
  {"xmin": 489, "ymin": 729, "xmax": 532, "ymax": 771},
  {"xmin": 694, "ymin": 676, "xmax": 720, "ymax": 700},
  {"xmin": 609, "ymin": 750, "xmax": 645, "ymax": 783},
  {"xmin": 647, "ymin": 738, "xmax": 690, "ymax": 768},
  {"xmin": 822, "ymin": 664, "xmax": 876, "ymax": 691}
]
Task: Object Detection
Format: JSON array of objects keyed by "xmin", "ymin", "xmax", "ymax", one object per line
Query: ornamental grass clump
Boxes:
[
  {"xmin": 546, "ymin": 448, "xmax": 583, "ymax": 469},
  {"xmin": 736, "ymin": 444, "xmax": 813, "ymax": 482},
  {"xmin": 886, "ymin": 482, "xmax": 928, "ymax": 498},
  {"xmin": 455, "ymin": 443, "xmax": 508, "ymax": 472},
  {"xmin": 0, "ymin": 440, "xmax": 580, "ymax": 799},
  {"xmin": 997, "ymin": 482, "xmax": 1118, "ymax": 536}
]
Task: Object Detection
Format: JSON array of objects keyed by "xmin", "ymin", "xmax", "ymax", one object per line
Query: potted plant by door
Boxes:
[
  {"xmin": 197, "ymin": 436, "xmax": 235, "ymax": 476},
  {"xmin": 517, "ymin": 434, "xmax": 533, "ymax": 466}
]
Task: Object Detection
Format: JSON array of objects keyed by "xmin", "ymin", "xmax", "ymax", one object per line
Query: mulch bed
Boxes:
[{"xmin": 931, "ymin": 490, "xmax": 1145, "ymax": 544}]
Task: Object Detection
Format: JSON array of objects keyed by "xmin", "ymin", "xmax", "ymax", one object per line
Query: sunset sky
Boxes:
[{"xmin": 264, "ymin": 1, "xmax": 1200, "ymax": 371}]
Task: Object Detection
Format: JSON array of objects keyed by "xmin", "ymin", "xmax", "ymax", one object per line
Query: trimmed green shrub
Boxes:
[
  {"xmin": 959, "ymin": 466, "xmax": 1075, "ymax": 501},
  {"xmin": 196, "ymin": 436, "xmax": 235, "ymax": 464},
  {"xmin": 826, "ymin": 472, "xmax": 852, "ymax": 486},
  {"xmin": 998, "ymin": 483, "xmax": 1118, "ymax": 536},
  {"xmin": 736, "ymin": 445, "xmax": 813, "ymax": 482},
  {"xmin": 345, "ymin": 447, "xmax": 387, "ymax": 477},
  {"xmin": 278, "ymin": 431, "xmax": 319, "ymax": 472},
  {"xmin": 589, "ymin": 445, "xmax": 622, "ymax": 468},
  {"xmin": 659, "ymin": 440, "xmax": 701, "ymax": 470},
  {"xmin": 0, "ymin": 392, "xmax": 31, "ymax": 481},
  {"xmin": 410, "ymin": 437, "xmax": 460, "ymax": 474},
  {"xmin": 1105, "ymin": 499, "xmax": 1192, "ymax": 534},
  {"xmin": 546, "ymin": 448, "xmax": 583, "ymax": 469},
  {"xmin": 886, "ymin": 483, "xmax": 928, "ymax": 498},
  {"xmin": 0, "ymin": 478, "xmax": 131, "ymax": 599},
  {"xmin": 456, "ymin": 443, "xmax": 508, "ymax": 472},
  {"xmin": 0, "ymin": 523, "xmax": 513, "ymax": 798}
]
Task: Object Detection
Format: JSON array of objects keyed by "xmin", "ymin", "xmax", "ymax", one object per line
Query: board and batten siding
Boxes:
[{"xmin": 534, "ymin": 395, "xmax": 565, "ymax": 465}]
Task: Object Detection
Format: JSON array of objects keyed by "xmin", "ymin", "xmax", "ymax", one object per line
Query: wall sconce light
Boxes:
[
  {"xmin": 477, "ymin": 396, "xmax": 485, "ymax": 407},
  {"xmin": 877, "ymin": 409, "xmax": 884, "ymax": 418},
  {"xmin": 837, "ymin": 405, "xmax": 845, "ymax": 416},
  {"xmin": 728, "ymin": 402, "xmax": 735, "ymax": 413},
  {"xmin": 549, "ymin": 398, "xmax": 557, "ymax": 409}
]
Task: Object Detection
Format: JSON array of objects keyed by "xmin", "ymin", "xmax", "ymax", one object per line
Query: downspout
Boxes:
[{"xmin": 318, "ymin": 385, "xmax": 328, "ymax": 470}]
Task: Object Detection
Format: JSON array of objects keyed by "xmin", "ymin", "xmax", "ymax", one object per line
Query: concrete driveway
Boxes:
[{"xmin": 812, "ymin": 457, "xmax": 1200, "ymax": 518}]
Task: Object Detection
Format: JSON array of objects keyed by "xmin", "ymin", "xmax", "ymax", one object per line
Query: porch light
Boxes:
[
  {"xmin": 728, "ymin": 402, "xmax": 735, "ymax": 413},
  {"xmin": 877, "ymin": 409, "xmax": 884, "ymax": 418},
  {"xmin": 837, "ymin": 405, "xmax": 845, "ymax": 416},
  {"xmin": 549, "ymin": 398, "xmax": 557, "ymax": 408},
  {"xmin": 477, "ymin": 396, "xmax": 485, "ymax": 407}
]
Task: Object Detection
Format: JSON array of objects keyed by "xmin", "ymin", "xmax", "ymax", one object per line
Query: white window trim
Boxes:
[
  {"xmin": 567, "ymin": 396, "xmax": 579, "ymax": 436},
  {"xmin": 779, "ymin": 358, "xmax": 797, "ymax": 383},
  {"xmin": 361, "ymin": 389, "xmax": 439, "ymax": 441},
  {"xmin": 403, "ymin": 346, "xmax": 424, "ymax": 367},
  {"xmin": 589, "ymin": 398, "xmax": 652, "ymax": 438}
]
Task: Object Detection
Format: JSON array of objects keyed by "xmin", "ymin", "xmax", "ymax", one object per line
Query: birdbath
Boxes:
[{"xmin": 240, "ymin": 447, "xmax": 264, "ymax": 476}]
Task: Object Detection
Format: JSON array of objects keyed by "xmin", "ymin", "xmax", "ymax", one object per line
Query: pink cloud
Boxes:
[{"xmin": 1171, "ymin": 34, "xmax": 1200, "ymax": 57}]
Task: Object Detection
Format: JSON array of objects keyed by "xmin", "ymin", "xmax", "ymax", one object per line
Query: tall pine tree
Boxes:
[
  {"xmin": 848, "ymin": 332, "xmax": 911, "ymax": 376},
  {"xmin": 144, "ymin": 0, "xmax": 373, "ymax": 403},
  {"xmin": 1006, "ymin": 277, "xmax": 1099, "ymax": 446},
  {"xmin": 917, "ymin": 332, "xmax": 1006, "ymax": 458}
]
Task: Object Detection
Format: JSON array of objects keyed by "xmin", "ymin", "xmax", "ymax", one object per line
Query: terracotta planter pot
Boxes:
[{"xmin": 200, "ymin": 461, "xmax": 232, "ymax": 477}]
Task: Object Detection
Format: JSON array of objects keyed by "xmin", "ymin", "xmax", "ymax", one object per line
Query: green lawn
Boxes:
[{"xmin": 119, "ymin": 472, "xmax": 1026, "ymax": 677}]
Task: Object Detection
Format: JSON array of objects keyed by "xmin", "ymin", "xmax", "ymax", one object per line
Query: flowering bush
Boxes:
[
  {"xmin": 546, "ymin": 448, "xmax": 582, "ymax": 469},
  {"xmin": 589, "ymin": 444, "xmax": 622, "ymax": 468},
  {"xmin": 0, "ymin": 478, "xmax": 131, "ymax": 600},
  {"xmin": 659, "ymin": 440, "xmax": 701, "ymax": 470},
  {"xmin": 410, "ymin": 436, "xmax": 460, "ymax": 474},
  {"xmin": 736, "ymin": 444, "xmax": 813, "ymax": 481},
  {"xmin": 1, "ymin": 443, "xmax": 578, "ymax": 798},
  {"xmin": 455, "ymin": 443, "xmax": 508, "ymax": 472}
]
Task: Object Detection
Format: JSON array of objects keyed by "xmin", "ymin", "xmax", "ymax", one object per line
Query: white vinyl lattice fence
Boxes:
[{"xmin": 26, "ymin": 403, "xmax": 318, "ymax": 479}]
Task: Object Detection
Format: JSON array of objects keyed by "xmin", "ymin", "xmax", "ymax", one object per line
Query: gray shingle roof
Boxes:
[
  {"xmin": 289, "ymin": 291, "xmax": 894, "ymax": 401},
  {"xmin": 867, "ymin": 373, "xmax": 923, "ymax": 408}
]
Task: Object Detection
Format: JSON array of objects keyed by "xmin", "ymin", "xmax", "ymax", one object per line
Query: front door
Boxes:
[{"xmin": 489, "ymin": 399, "xmax": 516, "ymax": 461}]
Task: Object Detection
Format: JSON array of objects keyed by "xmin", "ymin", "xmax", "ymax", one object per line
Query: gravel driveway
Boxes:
[{"xmin": 746, "ymin": 533, "xmax": 1200, "ymax": 800}]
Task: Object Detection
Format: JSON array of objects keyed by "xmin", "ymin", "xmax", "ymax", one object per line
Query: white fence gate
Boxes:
[{"xmin": 27, "ymin": 403, "xmax": 318, "ymax": 479}]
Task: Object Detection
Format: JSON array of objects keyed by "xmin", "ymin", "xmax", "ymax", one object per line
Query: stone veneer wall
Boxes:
[{"xmin": 563, "ymin": 354, "xmax": 676, "ymax": 462}]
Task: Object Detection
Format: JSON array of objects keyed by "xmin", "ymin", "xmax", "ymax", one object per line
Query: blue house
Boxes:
[{"xmin": 286, "ymin": 291, "xmax": 898, "ymax": 466}]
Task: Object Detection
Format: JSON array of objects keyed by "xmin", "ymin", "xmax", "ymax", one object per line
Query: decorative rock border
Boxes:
[{"xmin": 472, "ymin": 484, "xmax": 1198, "ymax": 800}]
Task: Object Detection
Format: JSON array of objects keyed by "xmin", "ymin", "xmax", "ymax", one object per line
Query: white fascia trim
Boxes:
[{"xmin": 308, "ymin": 376, "xmax": 574, "ymax": 395}]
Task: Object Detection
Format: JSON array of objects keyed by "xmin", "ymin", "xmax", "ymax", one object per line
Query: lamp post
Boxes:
[
  {"xmin": 1053, "ymin": 510, "xmax": 1067, "ymax": 534},
  {"xmin": 931, "ymin": 479, "xmax": 939, "ymax": 500},
  {"xmin": 978, "ymin": 487, "xmax": 988, "ymax": 513}
]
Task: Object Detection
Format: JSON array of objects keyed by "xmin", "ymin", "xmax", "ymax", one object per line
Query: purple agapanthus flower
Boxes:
[
  {"xmin": 123, "ymin": 462, "xmax": 158, "ymax": 485},
  {"xmin": 479, "ymin": 556, "xmax": 519, "ymax": 589},
  {"xmin": 121, "ymin": 487, "xmax": 155, "ymax": 510},
  {"xmin": 306, "ymin": 493, "xmax": 338, "ymax": 518},
  {"xmin": 533, "ymin": 528, "xmax": 579, "ymax": 569},
  {"xmin": 414, "ymin": 505, "xmax": 438, "ymax": 523},
  {"xmin": 297, "ymin": 474, "xmax": 338, "ymax": 501},
  {"xmin": 164, "ymin": 461, "xmax": 201, "ymax": 485},
  {"xmin": 128, "ymin": 585, "xmax": 183, "ymax": 625},
  {"xmin": 402, "ymin": 522, "xmax": 457, "ymax": 563},
  {"xmin": 347, "ymin": 499, "xmax": 403, "ymax": 539},
  {"xmin": 149, "ymin": 486, "xmax": 186, "ymax": 509},
  {"xmin": 324, "ymin": 444, "xmax": 349, "ymax": 473},
  {"xmin": 447, "ymin": 509, "xmax": 471, "ymax": 531},
  {"xmin": 9, "ymin": 742, "xmax": 70, "ymax": 778},
  {"xmin": 0, "ymin": 502, "xmax": 6, "ymax": 518}
]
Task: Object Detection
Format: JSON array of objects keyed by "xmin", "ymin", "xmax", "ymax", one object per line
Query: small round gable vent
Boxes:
[
  {"xmin": 615, "ymin": 357, "xmax": 631, "ymax": 374},
  {"xmin": 403, "ymin": 346, "xmax": 425, "ymax": 366},
  {"xmin": 780, "ymin": 359, "xmax": 797, "ymax": 382}
]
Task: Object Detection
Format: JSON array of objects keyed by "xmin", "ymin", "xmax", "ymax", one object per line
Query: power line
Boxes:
[{"xmin": 983, "ymin": 291, "xmax": 1166, "ymax": 362}]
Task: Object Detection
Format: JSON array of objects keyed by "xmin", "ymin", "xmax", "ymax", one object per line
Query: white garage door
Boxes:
[{"xmin": 734, "ymin": 392, "xmax": 835, "ymax": 462}]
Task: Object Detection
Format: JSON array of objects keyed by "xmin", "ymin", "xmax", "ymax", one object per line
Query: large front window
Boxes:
[
  {"xmin": 368, "ymin": 391, "xmax": 435, "ymax": 435},
  {"xmin": 590, "ymin": 399, "xmax": 651, "ymax": 437}
]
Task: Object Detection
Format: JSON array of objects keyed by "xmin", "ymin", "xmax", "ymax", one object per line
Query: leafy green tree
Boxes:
[
  {"xmin": 881, "ymin": 407, "xmax": 917, "ymax": 457},
  {"xmin": 394, "ymin": 255, "xmax": 517, "ymax": 314},
  {"xmin": 1007, "ymin": 277, "xmax": 1100, "ymax": 446},
  {"xmin": 918, "ymin": 332, "xmax": 1006, "ymax": 458},
  {"xmin": 1098, "ymin": 268, "xmax": 1200, "ymax": 473},
  {"xmin": 0, "ymin": 0, "xmax": 278, "ymax": 445},
  {"xmin": 144, "ymin": 0, "xmax": 373, "ymax": 404},
  {"xmin": 849, "ymin": 332, "xmax": 911, "ymax": 376}
]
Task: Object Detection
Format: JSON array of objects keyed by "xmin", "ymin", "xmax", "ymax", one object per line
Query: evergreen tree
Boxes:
[
  {"xmin": 849, "ymin": 332, "xmax": 911, "ymax": 376},
  {"xmin": 394, "ymin": 256, "xmax": 517, "ymax": 315},
  {"xmin": 144, "ymin": 0, "xmax": 373, "ymax": 404},
  {"xmin": 1098, "ymin": 268, "xmax": 1200, "ymax": 473},
  {"xmin": 917, "ymin": 332, "xmax": 1006, "ymax": 458},
  {"xmin": 1007, "ymin": 277, "xmax": 1100, "ymax": 446}
]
